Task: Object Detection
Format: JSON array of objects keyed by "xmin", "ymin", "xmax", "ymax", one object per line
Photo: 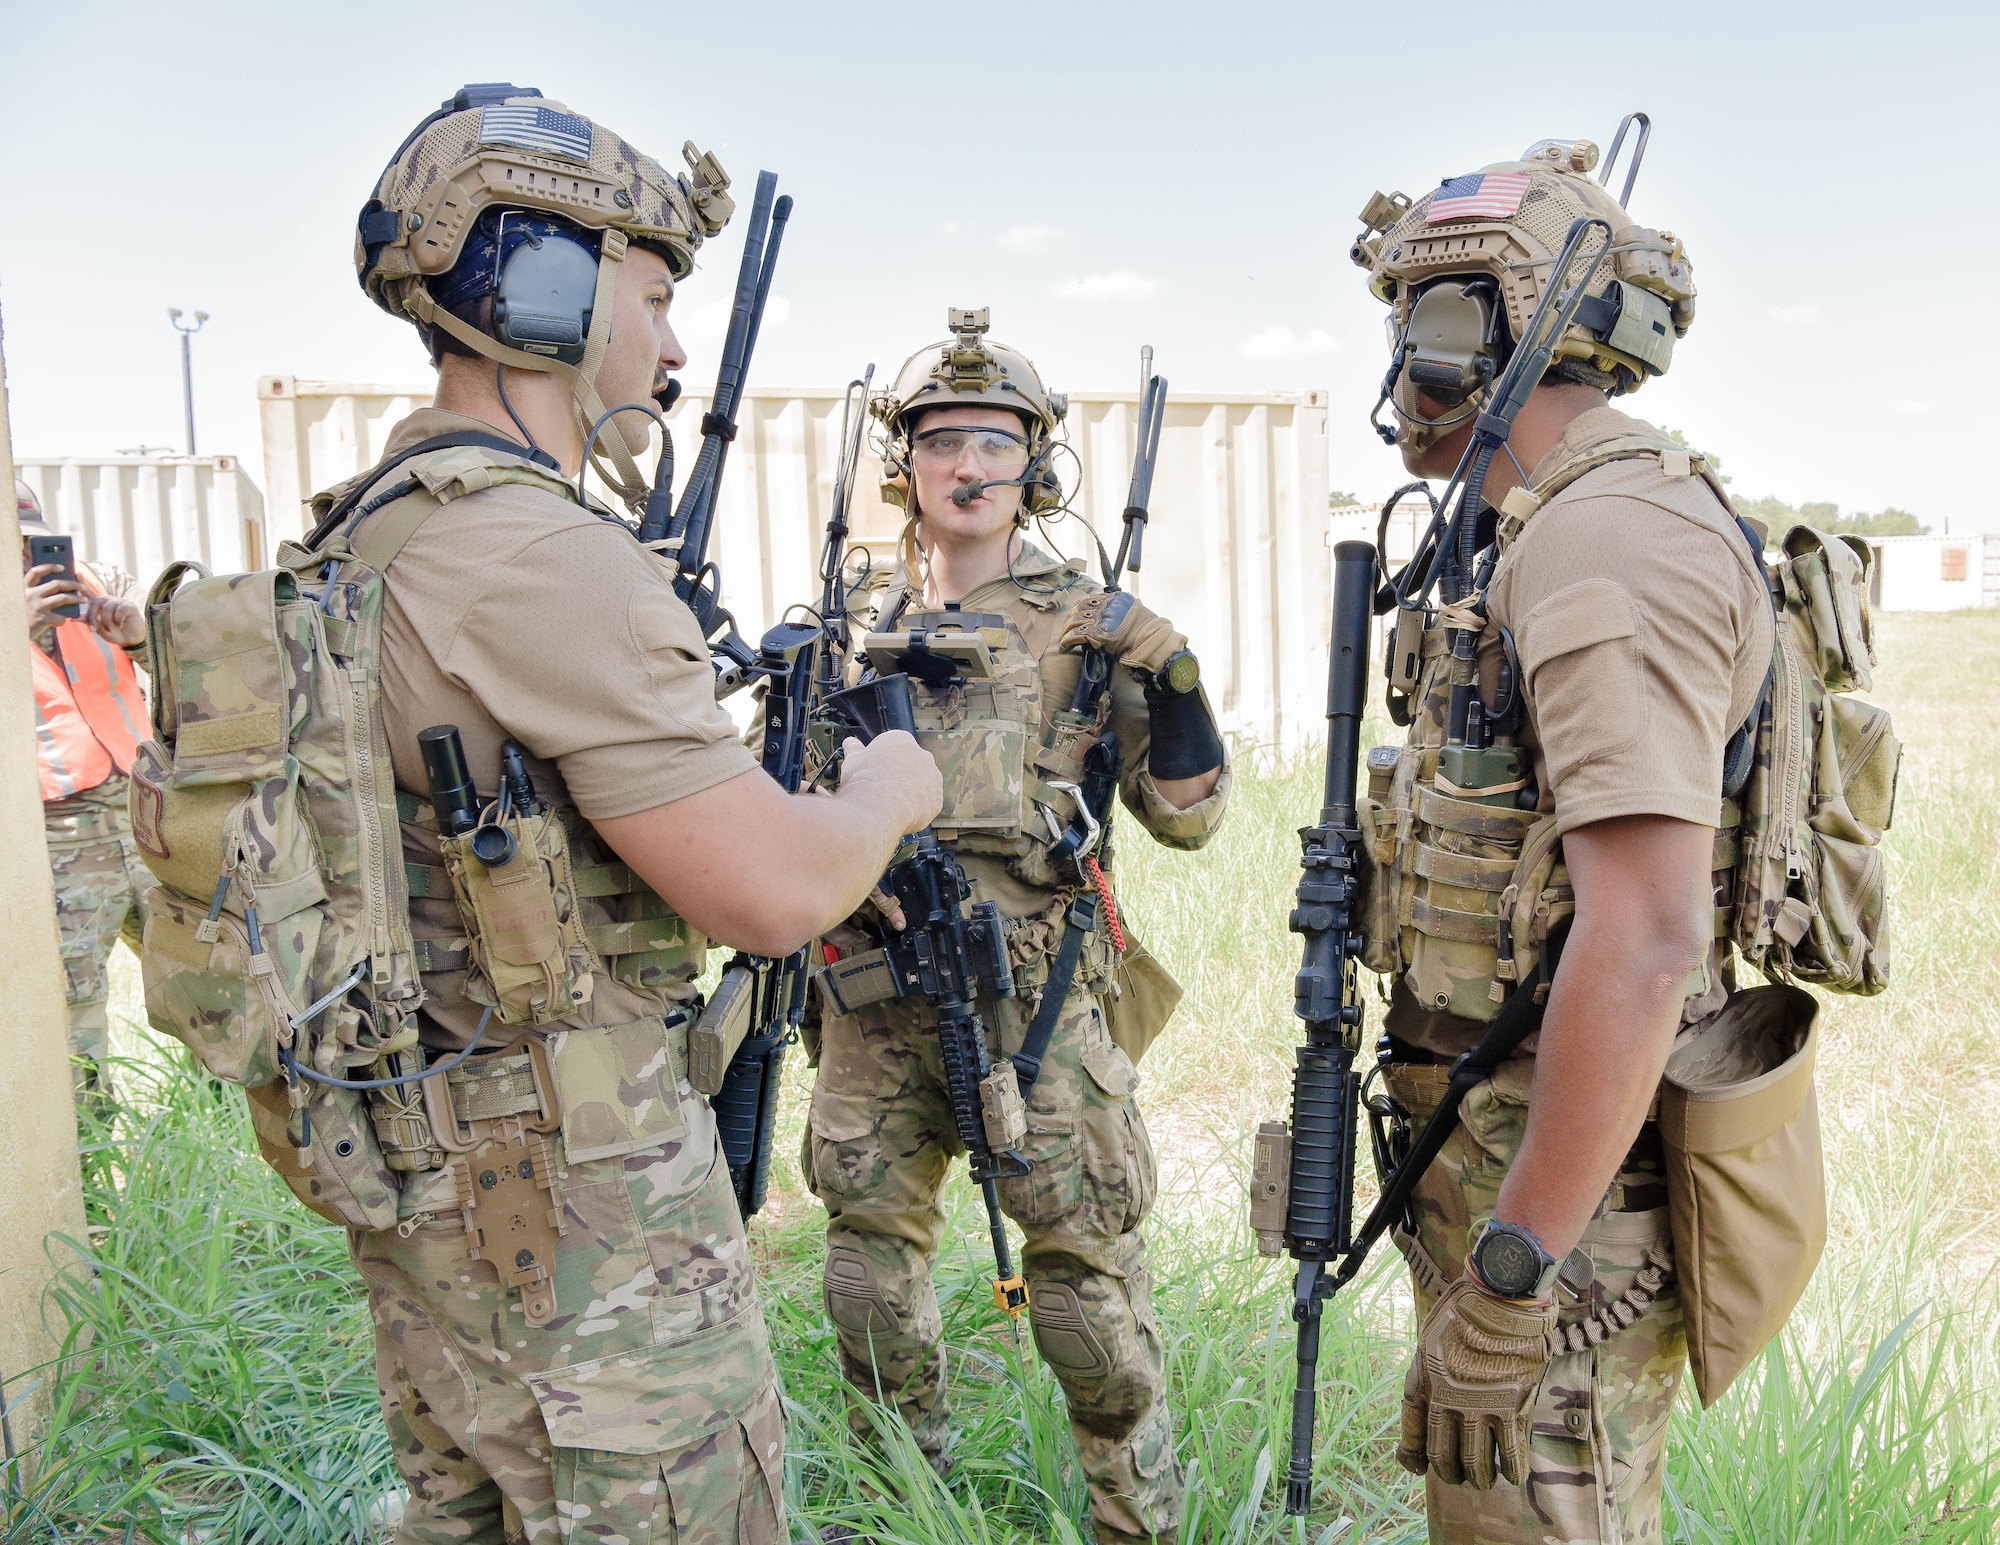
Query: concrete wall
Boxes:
[{"xmin": 0, "ymin": 308, "xmax": 89, "ymax": 1455}]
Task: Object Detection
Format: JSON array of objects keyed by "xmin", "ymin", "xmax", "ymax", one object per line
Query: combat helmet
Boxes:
[
  {"xmin": 871, "ymin": 308, "xmax": 1069, "ymax": 515},
  {"xmin": 354, "ymin": 84, "xmax": 735, "ymax": 507},
  {"xmin": 1353, "ymin": 116, "xmax": 1695, "ymax": 451}
]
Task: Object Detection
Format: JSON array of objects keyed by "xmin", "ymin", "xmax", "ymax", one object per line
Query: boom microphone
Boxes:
[{"xmin": 950, "ymin": 473, "xmax": 1032, "ymax": 508}]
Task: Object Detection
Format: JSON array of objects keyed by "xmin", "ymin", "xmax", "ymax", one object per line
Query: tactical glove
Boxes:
[
  {"xmin": 1057, "ymin": 591, "xmax": 1184, "ymax": 674},
  {"xmin": 1397, "ymin": 1275, "xmax": 1558, "ymax": 1490}
]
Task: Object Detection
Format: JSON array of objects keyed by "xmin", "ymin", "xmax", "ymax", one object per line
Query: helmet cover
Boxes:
[
  {"xmin": 1353, "ymin": 136, "xmax": 1696, "ymax": 400},
  {"xmin": 357, "ymin": 90, "xmax": 733, "ymax": 313},
  {"xmin": 871, "ymin": 308, "xmax": 1068, "ymax": 513}
]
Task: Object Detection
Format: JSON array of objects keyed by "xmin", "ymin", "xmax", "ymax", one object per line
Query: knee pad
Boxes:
[
  {"xmin": 1028, "ymin": 1281, "xmax": 1113, "ymax": 1379},
  {"xmin": 823, "ymin": 1245, "xmax": 905, "ymax": 1339}
]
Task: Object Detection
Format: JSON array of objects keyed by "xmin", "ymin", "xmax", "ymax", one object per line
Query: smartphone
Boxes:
[{"xmin": 27, "ymin": 534, "xmax": 81, "ymax": 620}]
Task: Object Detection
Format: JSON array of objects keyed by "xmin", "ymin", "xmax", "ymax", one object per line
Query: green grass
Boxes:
[{"xmin": 7, "ymin": 610, "xmax": 1999, "ymax": 1542}]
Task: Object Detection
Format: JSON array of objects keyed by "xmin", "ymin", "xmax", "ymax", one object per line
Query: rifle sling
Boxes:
[
  {"xmin": 1338, "ymin": 944, "xmax": 1559, "ymax": 1285},
  {"xmin": 1012, "ymin": 891, "xmax": 1099, "ymax": 1091}
]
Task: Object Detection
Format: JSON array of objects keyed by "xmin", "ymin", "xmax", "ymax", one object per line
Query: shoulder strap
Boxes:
[{"xmin": 302, "ymin": 431, "xmax": 565, "ymax": 550}]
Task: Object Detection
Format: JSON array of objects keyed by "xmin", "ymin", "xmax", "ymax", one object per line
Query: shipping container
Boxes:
[
  {"xmin": 1867, "ymin": 532, "xmax": 2000, "ymax": 612},
  {"xmin": 14, "ymin": 455, "xmax": 267, "ymax": 584},
  {"xmin": 258, "ymin": 379, "xmax": 1333, "ymax": 750}
]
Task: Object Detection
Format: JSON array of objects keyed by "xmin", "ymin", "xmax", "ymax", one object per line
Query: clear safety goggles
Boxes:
[{"xmin": 911, "ymin": 425, "xmax": 1032, "ymax": 469}]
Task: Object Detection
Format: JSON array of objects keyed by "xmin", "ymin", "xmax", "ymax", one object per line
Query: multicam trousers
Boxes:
[
  {"xmin": 353, "ymin": 1094, "xmax": 785, "ymax": 1545},
  {"xmin": 1384, "ymin": 1057, "xmax": 1685, "ymax": 1545},
  {"xmin": 45, "ymin": 776, "xmax": 151, "ymax": 1081},
  {"xmin": 806, "ymin": 983, "xmax": 1181, "ymax": 1543}
]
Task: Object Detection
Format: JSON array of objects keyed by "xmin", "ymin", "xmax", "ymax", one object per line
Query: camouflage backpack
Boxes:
[
  {"xmin": 130, "ymin": 439, "xmax": 579, "ymax": 1230},
  {"xmin": 1729, "ymin": 526, "xmax": 1897, "ymax": 991}
]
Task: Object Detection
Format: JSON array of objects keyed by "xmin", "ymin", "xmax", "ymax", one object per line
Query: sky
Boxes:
[{"xmin": 3, "ymin": 0, "xmax": 1995, "ymax": 529}]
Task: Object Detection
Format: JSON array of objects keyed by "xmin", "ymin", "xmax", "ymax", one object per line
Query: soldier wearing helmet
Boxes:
[
  {"xmin": 795, "ymin": 310, "xmax": 1229, "ymax": 1545},
  {"xmin": 1349, "ymin": 128, "xmax": 1772, "ymax": 1540},
  {"xmin": 328, "ymin": 86, "xmax": 941, "ymax": 1544}
]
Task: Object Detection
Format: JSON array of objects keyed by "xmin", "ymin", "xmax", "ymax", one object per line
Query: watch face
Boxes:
[{"xmin": 1479, "ymin": 1229, "xmax": 1542, "ymax": 1297}]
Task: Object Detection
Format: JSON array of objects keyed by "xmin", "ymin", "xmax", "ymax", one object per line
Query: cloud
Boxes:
[
  {"xmin": 1047, "ymin": 270, "xmax": 1162, "ymax": 303},
  {"xmin": 999, "ymin": 224, "xmax": 1064, "ymax": 251},
  {"xmin": 941, "ymin": 220, "xmax": 960, "ymax": 235},
  {"xmin": 1766, "ymin": 303, "xmax": 1821, "ymax": 325},
  {"xmin": 1884, "ymin": 397, "xmax": 1930, "ymax": 415},
  {"xmin": 1239, "ymin": 325, "xmax": 1339, "ymax": 361}
]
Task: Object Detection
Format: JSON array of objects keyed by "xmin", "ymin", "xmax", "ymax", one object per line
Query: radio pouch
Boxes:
[{"xmin": 439, "ymin": 807, "xmax": 598, "ymax": 1026}]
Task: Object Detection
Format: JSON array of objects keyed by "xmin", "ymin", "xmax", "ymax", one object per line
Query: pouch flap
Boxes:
[
  {"xmin": 808, "ymin": 1086, "xmax": 878, "ymax": 1144},
  {"xmin": 550, "ymin": 1018, "xmax": 687, "ymax": 1164},
  {"xmin": 168, "ymin": 569, "xmax": 295, "ymax": 771},
  {"xmin": 1661, "ymin": 984, "xmax": 1818, "ymax": 1155},
  {"xmin": 528, "ymin": 1304, "xmax": 771, "ymax": 1454},
  {"xmin": 1081, "ymin": 1040, "xmax": 1140, "ymax": 1100}
]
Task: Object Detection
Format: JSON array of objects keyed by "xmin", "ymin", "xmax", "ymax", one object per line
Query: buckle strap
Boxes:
[{"xmin": 1011, "ymin": 892, "xmax": 1098, "ymax": 1092}]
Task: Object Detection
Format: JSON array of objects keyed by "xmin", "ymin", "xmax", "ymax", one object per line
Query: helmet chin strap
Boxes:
[{"xmin": 400, "ymin": 235, "xmax": 652, "ymax": 514}]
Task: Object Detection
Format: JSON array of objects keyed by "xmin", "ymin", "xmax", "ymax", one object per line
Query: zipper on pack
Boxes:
[
  {"xmin": 1836, "ymin": 706, "xmax": 1889, "ymax": 793},
  {"xmin": 346, "ymin": 665, "xmax": 396, "ymax": 978},
  {"xmin": 1776, "ymin": 638, "xmax": 1807, "ymax": 882}
]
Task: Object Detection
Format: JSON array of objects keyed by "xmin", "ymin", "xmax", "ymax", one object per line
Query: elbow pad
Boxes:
[{"xmin": 1145, "ymin": 676, "xmax": 1224, "ymax": 781}]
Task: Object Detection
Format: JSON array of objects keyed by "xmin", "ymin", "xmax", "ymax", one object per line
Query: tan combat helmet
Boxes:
[
  {"xmin": 354, "ymin": 84, "xmax": 735, "ymax": 507},
  {"xmin": 871, "ymin": 308, "xmax": 1069, "ymax": 515},
  {"xmin": 1353, "ymin": 118, "xmax": 1695, "ymax": 451}
]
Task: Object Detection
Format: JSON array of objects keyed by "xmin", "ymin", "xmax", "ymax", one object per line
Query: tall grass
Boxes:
[{"xmin": 6, "ymin": 611, "xmax": 1997, "ymax": 1542}]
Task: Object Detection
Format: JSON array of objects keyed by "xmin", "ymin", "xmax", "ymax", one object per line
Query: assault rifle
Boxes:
[
  {"xmin": 643, "ymin": 169, "xmax": 810, "ymax": 1219},
  {"xmin": 636, "ymin": 168, "xmax": 793, "ymax": 698},
  {"xmin": 1260, "ymin": 217, "xmax": 1616, "ymax": 1517},
  {"xmin": 695, "ymin": 364, "xmax": 877, "ymax": 1221},
  {"xmin": 822, "ymin": 673, "xmax": 1033, "ymax": 1319}
]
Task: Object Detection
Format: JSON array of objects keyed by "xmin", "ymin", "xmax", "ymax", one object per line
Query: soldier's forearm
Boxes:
[{"xmin": 1493, "ymin": 815, "xmax": 1713, "ymax": 1258}]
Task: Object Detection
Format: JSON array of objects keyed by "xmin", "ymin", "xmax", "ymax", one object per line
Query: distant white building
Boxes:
[{"xmin": 1865, "ymin": 533, "xmax": 2000, "ymax": 611}]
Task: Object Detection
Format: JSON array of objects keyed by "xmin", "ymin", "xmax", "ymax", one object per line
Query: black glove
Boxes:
[{"xmin": 1144, "ymin": 665, "xmax": 1223, "ymax": 782}]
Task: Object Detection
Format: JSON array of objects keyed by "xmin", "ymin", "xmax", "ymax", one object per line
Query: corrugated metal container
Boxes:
[
  {"xmin": 259, "ymin": 380, "xmax": 1332, "ymax": 749},
  {"xmin": 14, "ymin": 455, "xmax": 267, "ymax": 583},
  {"xmin": 1868, "ymin": 533, "xmax": 2000, "ymax": 611}
]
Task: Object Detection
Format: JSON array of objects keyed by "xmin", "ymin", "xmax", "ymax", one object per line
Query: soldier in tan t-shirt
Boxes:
[
  {"xmin": 325, "ymin": 87, "xmax": 940, "ymax": 1545},
  {"xmin": 1345, "ymin": 135, "xmax": 1773, "ymax": 1542}
]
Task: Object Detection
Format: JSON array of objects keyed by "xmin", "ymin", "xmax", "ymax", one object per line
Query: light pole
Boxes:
[{"xmin": 168, "ymin": 308, "xmax": 209, "ymax": 455}]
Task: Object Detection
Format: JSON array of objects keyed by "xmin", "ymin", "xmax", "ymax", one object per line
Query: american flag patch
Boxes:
[
  {"xmin": 478, "ymin": 104, "xmax": 593, "ymax": 164},
  {"xmin": 1426, "ymin": 171, "xmax": 1531, "ymax": 224}
]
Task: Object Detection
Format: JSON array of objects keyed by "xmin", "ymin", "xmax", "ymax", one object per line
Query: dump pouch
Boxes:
[
  {"xmin": 1658, "ymin": 984, "xmax": 1826, "ymax": 1406},
  {"xmin": 1101, "ymin": 925, "xmax": 1183, "ymax": 1066},
  {"xmin": 244, "ymin": 1077, "xmax": 402, "ymax": 1231}
]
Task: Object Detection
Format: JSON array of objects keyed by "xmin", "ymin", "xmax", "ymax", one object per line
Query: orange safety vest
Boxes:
[{"xmin": 30, "ymin": 565, "xmax": 147, "ymax": 802}]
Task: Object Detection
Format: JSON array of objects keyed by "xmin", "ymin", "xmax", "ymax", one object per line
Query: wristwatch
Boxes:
[
  {"xmin": 1141, "ymin": 648, "xmax": 1202, "ymax": 697},
  {"xmin": 1469, "ymin": 1219, "xmax": 1561, "ymax": 1301}
]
